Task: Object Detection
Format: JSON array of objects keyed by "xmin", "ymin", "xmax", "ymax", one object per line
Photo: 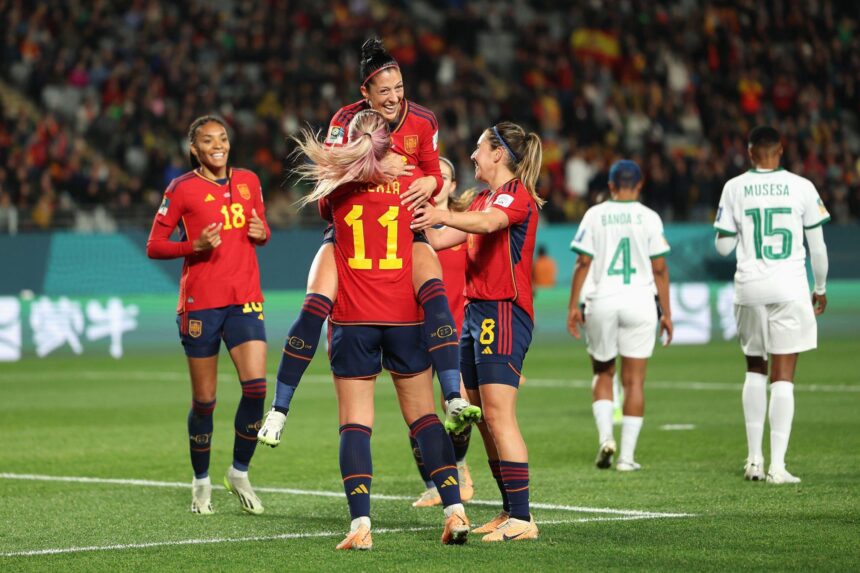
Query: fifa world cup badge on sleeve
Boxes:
[
  {"xmin": 189, "ymin": 320, "xmax": 203, "ymax": 338},
  {"xmin": 238, "ymin": 184, "xmax": 251, "ymax": 200},
  {"xmin": 326, "ymin": 126, "xmax": 345, "ymax": 145},
  {"xmin": 158, "ymin": 196, "xmax": 170, "ymax": 216},
  {"xmin": 494, "ymin": 194, "xmax": 514, "ymax": 208}
]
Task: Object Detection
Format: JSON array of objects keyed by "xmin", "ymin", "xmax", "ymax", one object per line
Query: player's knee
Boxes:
[{"xmin": 745, "ymin": 355, "xmax": 768, "ymax": 374}]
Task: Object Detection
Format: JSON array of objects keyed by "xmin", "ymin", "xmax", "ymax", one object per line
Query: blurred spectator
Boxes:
[{"xmin": 533, "ymin": 245, "xmax": 558, "ymax": 289}]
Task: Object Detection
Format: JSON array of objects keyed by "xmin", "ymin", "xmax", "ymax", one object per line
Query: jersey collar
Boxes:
[
  {"xmin": 193, "ymin": 167, "xmax": 232, "ymax": 187},
  {"xmin": 388, "ymin": 100, "xmax": 409, "ymax": 133},
  {"xmin": 747, "ymin": 167, "xmax": 785, "ymax": 174}
]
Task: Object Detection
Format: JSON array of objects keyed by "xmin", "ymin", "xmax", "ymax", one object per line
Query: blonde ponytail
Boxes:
[{"xmin": 487, "ymin": 122, "xmax": 545, "ymax": 207}]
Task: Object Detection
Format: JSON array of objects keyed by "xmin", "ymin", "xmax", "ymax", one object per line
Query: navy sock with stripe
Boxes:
[
  {"xmin": 410, "ymin": 414, "xmax": 461, "ymax": 507},
  {"xmin": 232, "ymin": 378, "xmax": 266, "ymax": 471},
  {"xmin": 409, "ymin": 435, "xmax": 434, "ymax": 488},
  {"xmin": 488, "ymin": 459, "xmax": 510, "ymax": 513},
  {"xmin": 274, "ymin": 294, "xmax": 333, "ymax": 413},
  {"xmin": 417, "ymin": 280, "xmax": 461, "ymax": 401},
  {"xmin": 499, "ymin": 460, "xmax": 530, "ymax": 521},
  {"xmin": 188, "ymin": 399, "xmax": 215, "ymax": 479},
  {"xmin": 340, "ymin": 424, "xmax": 373, "ymax": 519}
]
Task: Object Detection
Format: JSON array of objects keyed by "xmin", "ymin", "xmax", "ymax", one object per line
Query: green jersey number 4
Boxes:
[
  {"xmin": 744, "ymin": 207, "xmax": 792, "ymax": 260},
  {"xmin": 608, "ymin": 237, "xmax": 637, "ymax": 284}
]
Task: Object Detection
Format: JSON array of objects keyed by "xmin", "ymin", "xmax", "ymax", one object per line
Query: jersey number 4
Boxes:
[
  {"xmin": 744, "ymin": 207, "xmax": 792, "ymax": 260},
  {"xmin": 344, "ymin": 205, "xmax": 403, "ymax": 270},
  {"xmin": 608, "ymin": 237, "xmax": 637, "ymax": 284}
]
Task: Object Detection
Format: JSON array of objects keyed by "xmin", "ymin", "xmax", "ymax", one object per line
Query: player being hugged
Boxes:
[
  {"xmin": 290, "ymin": 109, "xmax": 471, "ymax": 550},
  {"xmin": 146, "ymin": 116, "xmax": 271, "ymax": 515},
  {"xmin": 258, "ymin": 37, "xmax": 479, "ymax": 447},
  {"xmin": 412, "ymin": 121, "xmax": 543, "ymax": 542},
  {"xmin": 714, "ymin": 126, "xmax": 830, "ymax": 484},
  {"xmin": 567, "ymin": 160, "xmax": 673, "ymax": 472}
]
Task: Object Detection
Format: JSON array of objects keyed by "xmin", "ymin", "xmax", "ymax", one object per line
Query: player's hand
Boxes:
[
  {"xmin": 567, "ymin": 307, "xmax": 583, "ymax": 339},
  {"xmin": 401, "ymin": 176, "xmax": 436, "ymax": 211},
  {"xmin": 812, "ymin": 292, "xmax": 827, "ymax": 315},
  {"xmin": 410, "ymin": 204, "xmax": 443, "ymax": 231},
  {"xmin": 660, "ymin": 316, "xmax": 674, "ymax": 346},
  {"xmin": 381, "ymin": 153, "xmax": 414, "ymax": 180},
  {"xmin": 193, "ymin": 223, "xmax": 222, "ymax": 252},
  {"xmin": 248, "ymin": 208, "xmax": 267, "ymax": 242}
]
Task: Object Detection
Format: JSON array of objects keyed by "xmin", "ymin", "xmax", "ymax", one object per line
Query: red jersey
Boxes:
[
  {"xmin": 325, "ymin": 99, "xmax": 443, "ymax": 194},
  {"xmin": 465, "ymin": 179, "xmax": 538, "ymax": 320},
  {"xmin": 324, "ymin": 169, "xmax": 424, "ymax": 325},
  {"xmin": 437, "ymin": 242, "xmax": 467, "ymax": 334},
  {"xmin": 146, "ymin": 168, "xmax": 270, "ymax": 314}
]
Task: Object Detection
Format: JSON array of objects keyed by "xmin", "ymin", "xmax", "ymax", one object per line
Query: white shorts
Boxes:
[
  {"xmin": 734, "ymin": 298, "xmax": 817, "ymax": 357},
  {"xmin": 584, "ymin": 290, "xmax": 658, "ymax": 361}
]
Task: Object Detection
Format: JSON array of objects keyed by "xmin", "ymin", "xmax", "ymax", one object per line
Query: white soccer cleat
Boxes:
[
  {"xmin": 744, "ymin": 460, "xmax": 765, "ymax": 481},
  {"xmin": 595, "ymin": 439, "xmax": 617, "ymax": 469},
  {"xmin": 616, "ymin": 461, "xmax": 642, "ymax": 472},
  {"xmin": 766, "ymin": 468, "xmax": 801, "ymax": 484},
  {"xmin": 444, "ymin": 397, "xmax": 482, "ymax": 434},
  {"xmin": 191, "ymin": 477, "xmax": 213, "ymax": 515},
  {"xmin": 412, "ymin": 486, "xmax": 442, "ymax": 508},
  {"xmin": 224, "ymin": 467, "xmax": 264, "ymax": 514},
  {"xmin": 257, "ymin": 409, "xmax": 287, "ymax": 447}
]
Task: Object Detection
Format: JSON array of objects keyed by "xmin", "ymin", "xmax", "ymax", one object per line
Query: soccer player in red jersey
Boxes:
[
  {"xmin": 410, "ymin": 157, "xmax": 479, "ymax": 508},
  {"xmin": 290, "ymin": 110, "xmax": 471, "ymax": 550},
  {"xmin": 146, "ymin": 116, "xmax": 270, "ymax": 516},
  {"xmin": 412, "ymin": 122, "xmax": 544, "ymax": 542},
  {"xmin": 258, "ymin": 39, "xmax": 478, "ymax": 446}
]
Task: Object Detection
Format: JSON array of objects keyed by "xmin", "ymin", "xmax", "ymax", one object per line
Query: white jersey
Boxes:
[
  {"xmin": 570, "ymin": 200, "xmax": 670, "ymax": 301},
  {"xmin": 714, "ymin": 168, "xmax": 830, "ymax": 305}
]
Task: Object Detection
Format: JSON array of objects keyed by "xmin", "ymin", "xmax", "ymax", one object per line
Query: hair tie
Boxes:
[{"xmin": 492, "ymin": 125, "xmax": 518, "ymax": 162}]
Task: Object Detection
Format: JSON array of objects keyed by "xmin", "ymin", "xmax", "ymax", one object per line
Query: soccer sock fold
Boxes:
[
  {"xmin": 409, "ymin": 435, "xmax": 435, "ymax": 488},
  {"xmin": 417, "ymin": 279, "xmax": 461, "ymax": 400},
  {"xmin": 488, "ymin": 459, "xmax": 510, "ymax": 513},
  {"xmin": 274, "ymin": 294, "xmax": 333, "ymax": 413},
  {"xmin": 449, "ymin": 424, "xmax": 472, "ymax": 463},
  {"xmin": 619, "ymin": 415, "xmax": 643, "ymax": 464},
  {"xmin": 499, "ymin": 461, "xmax": 530, "ymax": 521},
  {"xmin": 410, "ymin": 414, "xmax": 461, "ymax": 507},
  {"xmin": 768, "ymin": 381, "xmax": 795, "ymax": 472},
  {"xmin": 188, "ymin": 399, "xmax": 215, "ymax": 479},
  {"xmin": 742, "ymin": 372, "xmax": 768, "ymax": 462},
  {"xmin": 592, "ymin": 399, "xmax": 614, "ymax": 445},
  {"xmin": 233, "ymin": 378, "xmax": 266, "ymax": 471},
  {"xmin": 340, "ymin": 424, "xmax": 373, "ymax": 519}
]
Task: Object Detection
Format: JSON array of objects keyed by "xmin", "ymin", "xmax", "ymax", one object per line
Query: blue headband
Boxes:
[{"xmin": 492, "ymin": 126, "xmax": 518, "ymax": 162}]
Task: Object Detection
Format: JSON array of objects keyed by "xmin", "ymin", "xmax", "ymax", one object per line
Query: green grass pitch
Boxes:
[{"xmin": 1, "ymin": 337, "xmax": 858, "ymax": 571}]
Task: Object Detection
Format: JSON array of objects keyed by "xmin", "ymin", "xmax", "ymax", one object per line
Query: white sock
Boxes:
[
  {"xmin": 768, "ymin": 381, "xmax": 795, "ymax": 472},
  {"xmin": 742, "ymin": 372, "xmax": 768, "ymax": 463},
  {"xmin": 619, "ymin": 416, "xmax": 643, "ymax": 464},
  {"xmin": 350, "ymin": 516, "xmax": 371, "ymax": 531},
  {"xmin": 444, "ymin": 503, "xmax": 464, "ymax": 518},
  {"xmin": 192, "ymin": 476, "xmax": 211, "ymax": 487},
  {"xmin": 592, "ymin": 400, "xmax": 614, "ymax": 444}
]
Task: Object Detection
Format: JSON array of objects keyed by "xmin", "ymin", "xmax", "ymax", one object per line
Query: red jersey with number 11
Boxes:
[
  {"xmin": 323, "ymin": 169, "xmax": 423, "ymax": 325},
  {"xmin": 146, "ymin": 168, "xmax": 270, "ymax": 314}
]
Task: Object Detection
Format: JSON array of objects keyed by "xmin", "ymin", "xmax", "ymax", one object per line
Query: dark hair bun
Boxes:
[{"xmin": 360, "ymin": 37, "xmax": 398, "ymax": 85}]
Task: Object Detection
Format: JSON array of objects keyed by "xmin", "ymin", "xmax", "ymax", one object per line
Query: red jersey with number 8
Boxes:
[
  {"xmin": 323, "ymin": 169, "xmax": 424, "ymax": 325},
  {"xmin": 146, "ymin": 168, "xmax": 270, "ymax": 314}
]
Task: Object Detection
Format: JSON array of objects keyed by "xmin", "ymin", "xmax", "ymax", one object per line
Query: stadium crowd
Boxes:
[{"xmin": 0, "ymin": 0, "xmax": 859, "ymax": 231}]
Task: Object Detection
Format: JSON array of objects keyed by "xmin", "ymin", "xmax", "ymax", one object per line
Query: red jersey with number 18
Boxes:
[
  {"xmin": 323, "ymin": 169, "xmax": 424, "ymax": 325},
  {"xmin": 146, "ymin": 168, "xmax": 270, "ymax": 314},
  {"xmin": 465, "ymin": 178, "xmax": 538, "ymax": 320}
]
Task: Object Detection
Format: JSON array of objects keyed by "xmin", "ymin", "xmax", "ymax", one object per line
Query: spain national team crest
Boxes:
[
  {"xmin": 237, "ymin": 183, "xmax": 251, "ymax": 200},
  {"xmin": 188, "ymin": 320, "xmax": 203, "ymax": 338},
  {"xmin": 404, "ymin": 135, "xmax": 418, "ymax": 154}
]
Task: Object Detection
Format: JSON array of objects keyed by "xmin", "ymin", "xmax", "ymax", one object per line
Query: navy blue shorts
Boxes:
[
  {"xmin": 328, "ymin": 322, "xmax": 430, "ymax": 379},
  {"xmin": 460, "ymin": 300, "xmax": 533, "ymax": 389},
  {"xmin": 177, "ymin": 303, "xmax": 267, "ymax": 358}
]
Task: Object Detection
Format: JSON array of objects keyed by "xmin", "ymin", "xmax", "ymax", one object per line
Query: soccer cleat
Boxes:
[
  {"xmin": 224, "ymin": 467, "xmax": 264, "ymax": 515},
  {"xmin": 766, "ymin": 468, "xmax": 801, "ymax": 484},
  {"xmin": 481, "ymin": 514, "xmax": 539, "ymax": 542},
  {"xmin": 190, "ymin": 477, "xmax": 213, "ymax": 515},
  {"xmin": 458, "ymin": 463, "xmax": 474, "ymax": 502},
  {"xmin": 412, "ymin": 486, "xmax": 442, "ymax": 508},
  {"xmin": 595, "ymin": 439, "xmax": 617, "ymax": 469},
  {"xmin": 444, "ymin": 398, "xmax": 482, "ymax": 434},
  {"xmin": 257, "ymin": 409, "xmax": 287, "ymax": 447},
  {"xmin": 441, "ymin": 508, "xmax": 470, "ymax": 545},
  {"xmin": 744, "ymin": 460, "xmax": 765, "ymax": 481},
  {"xmin": 336, "ymin": 524, "xmax": 372, "ymax": 550},
  {"xmin": 616, "ymin": 461, "xmax": 641, "ymax": 472},
  {"xmin": 472, "ymin": 511, "xmax": 509, "ymax": 534}
]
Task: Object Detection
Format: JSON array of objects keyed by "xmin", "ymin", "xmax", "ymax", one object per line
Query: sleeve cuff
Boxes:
[
  {"xmin": 570, "ymin": 244, "xmax": 593, "ymax": 257},
  {"xmin": 649, "ymin": 250, "xmax": 671, "ymax": 259},
  {"xmin": 714, "ymin": 227, "xmax": 737, "ymax": 236},
  {"xmin": 804, "ymin": 216, "xmax": 831, "ymax": 230}
]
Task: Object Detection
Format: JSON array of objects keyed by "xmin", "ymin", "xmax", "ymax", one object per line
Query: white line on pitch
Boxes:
[
  {"xmin": 0, "ymin": 473, "xmax": 695, "ymax": 519},
  {"xmin": 660, "ymin": 424, "xmax": 696, "ymax": 431}
]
